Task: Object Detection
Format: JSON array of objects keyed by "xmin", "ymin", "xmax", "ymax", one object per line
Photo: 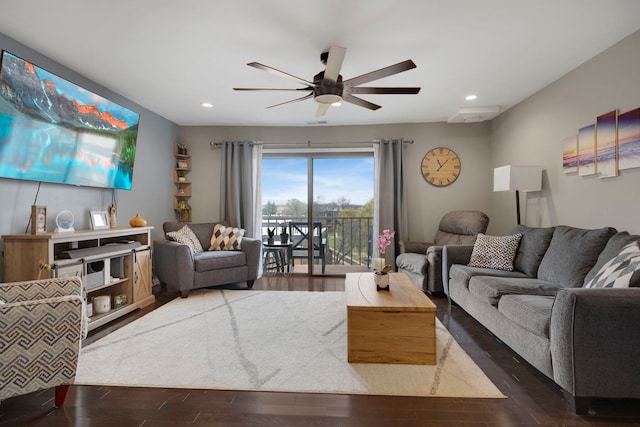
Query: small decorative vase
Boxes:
[
  {"xmin": 280, "ymin": 233, "xmax": 288, "ymax": 243},
  {"xmin": 267, "ymin": 237, "xmax": 274, "ymax": 245},
  {"xmin": 375, "ymin": 272, "xmax": 390, "ymax": 291},
  {"xmin": 108, "ymin": 204, "xmax": 117, "ymax": 228},
  {"xmin": 129, "ymin": 213, "xmax": 147, "ymax": 227},
  {"xmin": 178, "ymin": 176, "xmax": 186, "ymax": 182}
]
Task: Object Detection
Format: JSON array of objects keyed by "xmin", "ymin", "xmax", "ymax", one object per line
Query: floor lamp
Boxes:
[{"xmin": 493, "ymin": 165, "xmax": 542, "ymax": 225}]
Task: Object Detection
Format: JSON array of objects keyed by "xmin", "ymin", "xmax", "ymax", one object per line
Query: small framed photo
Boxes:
[
  {"xmin": 31, "ymin": 205, "xmax": 47, "ymax": 235},
  {"xmin": 90, "ymin": 211, "xmax": 110, "ymax": 230},
  {"xmin": 113, "ymin": 293, "xmax": 127, "ymax": 309}
]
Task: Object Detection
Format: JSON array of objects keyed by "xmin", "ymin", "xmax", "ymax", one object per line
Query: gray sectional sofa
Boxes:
[
  {"xmin": 154, "ymin": 222, "xmax": 261, "ymax": 297},
  {"xmin": 442, "ymin": 225, "xmax": 640, "ymax": 414}
]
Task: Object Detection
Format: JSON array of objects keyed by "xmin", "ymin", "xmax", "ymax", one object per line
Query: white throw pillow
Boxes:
[
  {"xmin": 584, "ymin": 241, "xmax": 640, "ymax": 288},
  {"xmin": 210, "ymin": 223, "xmax": 245, "ymax": 251},
  {"xmin": 468, "ymin": 233, "xmax": 523, "ymax": 271},
  {"xmin": 166, "ymin": 225, "xmax": 204, "ymax": 255}
]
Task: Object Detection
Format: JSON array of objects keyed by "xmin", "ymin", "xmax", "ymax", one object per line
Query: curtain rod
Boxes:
[{"xmin": 209, "ymin": 139, "xmax": 413, "ymax": 149}]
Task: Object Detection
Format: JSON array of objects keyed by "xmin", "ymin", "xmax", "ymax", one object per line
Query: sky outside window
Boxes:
[{"xmin": 262, "ymin": 157, "xmax": 374, "ymax": 207}]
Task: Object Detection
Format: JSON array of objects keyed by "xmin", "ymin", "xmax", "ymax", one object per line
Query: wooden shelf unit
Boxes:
[
  {"xmin": 2, "ymin": 226, "xmax": 155, "ymax": 331},
  {"xmin": 174, "ymin": 143, "xmax": 192, "ymax": 221}
]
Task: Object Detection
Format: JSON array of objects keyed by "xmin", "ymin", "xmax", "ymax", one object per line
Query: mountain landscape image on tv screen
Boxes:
[{"xmin": 0, "ymin": 51, "xmax": 140, "ymax": 190}]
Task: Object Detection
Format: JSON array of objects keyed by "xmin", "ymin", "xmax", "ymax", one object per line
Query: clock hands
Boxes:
[{"xmin": 437, "ymin": 158, "xmax": 449, "ymax": 171}]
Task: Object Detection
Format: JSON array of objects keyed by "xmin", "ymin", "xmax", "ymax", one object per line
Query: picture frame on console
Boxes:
[
  {"xmin": 31, "ymin": 205, "xmax": 47, "ymax": 235},
  {"xmin": 90, "ymin": 211, "xmax": 110, "ymax": 230}
]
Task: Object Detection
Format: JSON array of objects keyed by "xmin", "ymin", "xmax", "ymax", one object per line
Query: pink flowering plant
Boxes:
[
  {"xmin": 375, "ymin": 229, "xmax": 395, "ymax": 274},
  {"xmin": 377, "ymin": 229, "xmax": 395, "ymax": 254}
]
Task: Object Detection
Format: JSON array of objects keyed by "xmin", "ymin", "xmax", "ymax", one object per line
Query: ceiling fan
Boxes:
[{"xmin": 233, "ymin": 45, "xmax": 421, "ymax": 117}]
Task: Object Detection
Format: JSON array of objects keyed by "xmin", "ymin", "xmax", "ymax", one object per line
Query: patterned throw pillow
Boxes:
[
  {"xmin": 584, "ymin": 241, "xmax": 640, "ymax": 288},
  {"xmin": 166, "ymin": 225, "xmax": 204, "ymax": 255},
  {"xmin": 210, "ymin": 223, "xmax": 245, "ymax": 251},
  {"xmin": 468, "ymin": 233, "xmax": 523, "ymax": 271}
]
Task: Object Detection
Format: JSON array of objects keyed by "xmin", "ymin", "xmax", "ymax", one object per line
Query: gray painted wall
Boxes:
[
  {"xmin": 489, "ymin": 29, "xmax": 640, "ymax": 235},
  {"xmin": 0, "ymin": 32, "xmax": 179, "ymax": 280},
  {"xmin": 180, "ymin": 122, "xmax": 492, "ymax": 241}
]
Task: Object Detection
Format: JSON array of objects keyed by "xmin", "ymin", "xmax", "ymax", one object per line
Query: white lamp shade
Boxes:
[{"xmin": 493, "ymin": 165, "xmax": 542, "ymax": 192}]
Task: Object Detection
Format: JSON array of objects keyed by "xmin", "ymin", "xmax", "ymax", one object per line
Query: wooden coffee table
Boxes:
[{"xmin": 346, "ymin": 272, "xmax": 436, "ymax": 364}]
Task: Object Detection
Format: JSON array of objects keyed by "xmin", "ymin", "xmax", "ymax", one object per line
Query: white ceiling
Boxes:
[{"xmin": 1, "ymin": 1, "xmax": 640, "ymax": 127}]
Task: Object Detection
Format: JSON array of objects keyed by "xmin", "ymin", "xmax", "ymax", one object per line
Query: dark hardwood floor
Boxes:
[{"xmin": 2, "ymin": 274, "xmax": 640, "ymax": 426}]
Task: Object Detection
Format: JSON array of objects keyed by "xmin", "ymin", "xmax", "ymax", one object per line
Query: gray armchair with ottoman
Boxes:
[
  {"xmin": 396, "ymin": 210, "xmax": 489, "ymax": 294},
  {"xmin": 443, "ymin": 224, "xmax": 640, "ymax": 414},
  {"xmin": 154, "ymin": 222, "xmax": 261, "ymax": 297}
]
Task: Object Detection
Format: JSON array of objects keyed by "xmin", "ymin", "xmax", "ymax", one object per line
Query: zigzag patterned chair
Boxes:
[{"xmin": 0, "ymin": 277, "xmax": 85, "ymax": 407}]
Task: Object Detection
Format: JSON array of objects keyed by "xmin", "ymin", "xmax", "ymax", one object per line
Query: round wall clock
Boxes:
[{"xmin": 421, "ymin": 147, "xmax": 461, "ymax": 187}]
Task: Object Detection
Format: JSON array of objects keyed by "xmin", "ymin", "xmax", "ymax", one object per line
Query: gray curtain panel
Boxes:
[
  {"xmin": 374, "ymin": 139, "xmax": 408, "ymax": 269},
  {"xmin": 219, "ymin": 141, "xmax": 262, "ymax": 238}
]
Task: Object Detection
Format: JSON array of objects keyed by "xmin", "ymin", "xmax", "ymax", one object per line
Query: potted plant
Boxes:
[
  {"xmin": 374, "ymin": 229, "xmax": 395, "ymax": 291},
  {"xmin": 177, "ymin": 143, "xmax": 188, "ymax": 155},
  {"xmin": 175, "ymin": 200, "xmax": 192, "ymax": 222},
  {"xmin": 279, "ymin": 224, "xmax": 289, "ymax": 243},
  {"xmin": 267, "ymin": 228, "xmax": 275, "ymax": 245},
  {"xmin": 177, "ymin": 170, "xmax": 187, "ymax": 182},
  {"xmin": 374, "ymin": 264, "xmax": 393, "ymax": 290}
]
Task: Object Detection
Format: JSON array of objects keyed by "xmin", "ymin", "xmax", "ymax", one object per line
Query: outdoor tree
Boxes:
[
  {"xmin": 262, "ymin": 201, "xmax": 277, "ymax": 215},
  {"xmin": 283, "ymin": 198, "xmax": 307, "ymax": 217},
  {"xmin": 336, "ymin": 196, "xmax": 351, "ymax": 209}
]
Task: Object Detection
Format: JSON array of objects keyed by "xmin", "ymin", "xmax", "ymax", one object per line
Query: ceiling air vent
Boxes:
[{"xmin": 448, "ymin": 106, "xmax": 500, "ymax": 123}]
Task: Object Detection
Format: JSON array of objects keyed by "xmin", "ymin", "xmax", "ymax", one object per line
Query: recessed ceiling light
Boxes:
[
  {"xmin": 465, "ymin": 94, "xmax": 477, "ymax": 101},
  {"xmin": 201, "ymin": 102, "xmax": 213, "ymax": 108}
]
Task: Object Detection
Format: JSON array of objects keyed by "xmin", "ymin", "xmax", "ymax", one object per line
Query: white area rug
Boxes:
[{"xmin": 76, "ymin": 290, "xmax": 505, "ymax": 398}]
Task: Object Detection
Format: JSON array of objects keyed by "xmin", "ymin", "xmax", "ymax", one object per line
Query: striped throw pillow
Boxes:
[{"xmin": 585, "ymin": 241, "xmax": 640, "ymax": 288}]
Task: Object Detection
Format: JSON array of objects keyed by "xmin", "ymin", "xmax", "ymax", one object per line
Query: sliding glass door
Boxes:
[{"xmin": 261, "ymin": 151, "xmax": 374, "ymax": 276}]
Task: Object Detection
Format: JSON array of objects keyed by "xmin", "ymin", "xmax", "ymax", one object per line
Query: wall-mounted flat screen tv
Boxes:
[{"xmin": 0, "ymin": 50, "xmax": 140, "ymax": 190}]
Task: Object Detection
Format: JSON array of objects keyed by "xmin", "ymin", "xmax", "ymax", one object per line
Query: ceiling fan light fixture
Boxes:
[
  {"xmin": 236, "ymin": 46, "xmax": 420, "ymax": 114},
  {"xmin": 315, "ymin": 94, "xmax": 342, "ymax": 105},
  {"xmin": 331, "ymin": 101, "xmax": 342, "ymax": 107}
]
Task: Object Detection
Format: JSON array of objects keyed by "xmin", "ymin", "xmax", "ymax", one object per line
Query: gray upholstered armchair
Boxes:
[
  {"xmin": 154, "ymin": 222, "xmax": 262, "ymax": 297},
  {"xmin": 0, "ymin": 277, "xmax": 85, "ymax": 407},
  {"xmin": 396, "ymin": 210, "xmax": 489, "ymax": 294}
]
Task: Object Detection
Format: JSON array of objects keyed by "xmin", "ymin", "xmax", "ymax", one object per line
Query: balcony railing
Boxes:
[{"xmin": 262, "ymin": 215, "xmax": 374, "ymax": 272}]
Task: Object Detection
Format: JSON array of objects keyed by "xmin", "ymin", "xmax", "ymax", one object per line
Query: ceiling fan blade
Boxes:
[
  {"xmin": 342, "ymin": 59, "xmax": 417, "ymax": 87},
  {"xmin": 247, "ymin": 62, "xmax": 314, "ymax": 87},
  {"xmin": 316, "ymin": 103, "xmax": 331, "ymax": 117},
  {"xmin": 233, "ymin": 87, "xmax": 313, "ymax": 91},
  {"xmin": 322, "ymin": 45, "xmax": 346, "ymax": 84},
  {"xmin": 342, "ymin": 94, "xmax": 382, "ymax": 111},
  {"xmin": 265, "ymin": 92, "xmax": 314, "ymax": 109},
  {"xmin": 349, "ymin": 87, "xmax": 421, "ymax": 95}
]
